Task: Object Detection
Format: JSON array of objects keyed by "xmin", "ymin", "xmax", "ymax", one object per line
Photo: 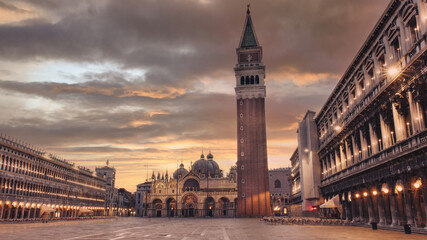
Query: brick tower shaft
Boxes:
[{"xmin": 234, "ymin": 6, "xmax": 271, "ymax": 217}]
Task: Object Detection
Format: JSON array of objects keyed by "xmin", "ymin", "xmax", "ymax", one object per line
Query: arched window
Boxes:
[
  {"xmin": 250, "ymin": 76, "xmax": 254, "ymax": 84},
  {"xmin": 274, "ymin": 179, "xmax": 281, "ymax": 188},
  {"xmin": 246, "ymin": 76, "xmax": 250, "ymax": 85},
  {"xmin": 183, "ymin": 179, "xmax": 200, "ymax": 191},
  {"xmin": 240, "ymin": 76, "xmax": 244, "ymax": 85},
  {"xmin": 256, "ymin": 75, "xmax": 259, "ymax": 84}
]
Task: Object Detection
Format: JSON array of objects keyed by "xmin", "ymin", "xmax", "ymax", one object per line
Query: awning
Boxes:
[
  {"xmin": 78, "ymin": 207, "xmax": 93, "ymax": 213},
  {"xmin": 320, "ymin": 195, "xmax": 341, "ymax": 209},
  {"xmin": 40, "ymin": 205, "xmax": 55, "ymax": 215}
]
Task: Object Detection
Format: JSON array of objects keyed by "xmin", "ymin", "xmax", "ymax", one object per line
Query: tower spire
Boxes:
[{"xmin": 239, "ymin": 4, "xmax": 258, "ymax": 48}]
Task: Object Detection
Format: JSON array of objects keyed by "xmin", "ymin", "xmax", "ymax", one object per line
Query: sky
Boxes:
[{"xmin": 0, "ymin": 0, "xmax": 391, "ymax": 191}]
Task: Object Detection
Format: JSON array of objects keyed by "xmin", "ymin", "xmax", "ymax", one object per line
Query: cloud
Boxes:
[{"xmin": 0, "ymin": 0, "xmax": 391, "ymax": 191}]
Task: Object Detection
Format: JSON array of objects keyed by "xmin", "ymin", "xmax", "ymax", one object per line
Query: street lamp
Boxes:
[{"xmin": 413, "ymin": 179, "xmax": 422, "ymax": 189}]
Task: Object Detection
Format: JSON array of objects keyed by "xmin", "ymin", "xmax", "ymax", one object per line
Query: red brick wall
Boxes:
[{"xmin": 237, "ymin": 97, "xmax": 272, "ymax": 217}]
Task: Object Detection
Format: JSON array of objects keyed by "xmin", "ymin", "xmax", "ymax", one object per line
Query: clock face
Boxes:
[{"xmin": 239, "ymin": 52, "xmax": 259, "ymax": 63}]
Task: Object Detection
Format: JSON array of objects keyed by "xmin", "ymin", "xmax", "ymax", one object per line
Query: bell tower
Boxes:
[{"xmin": 235, "ymin": 5, "xmax": 271, "ymax": 217}]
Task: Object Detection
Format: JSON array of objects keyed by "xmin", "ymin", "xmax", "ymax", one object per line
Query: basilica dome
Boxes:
[
  {"xmin": 173, "ymin": 163, "xmax": 189, "ymax": 179},
  {"xmin": 192, "ymin": 153, "xmax": 222, "ymax": 178}
]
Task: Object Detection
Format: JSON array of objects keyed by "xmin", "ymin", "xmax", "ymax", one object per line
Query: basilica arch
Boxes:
[{"xmin": 181, "ymin": 193, "xmax": 197, "ymax": 217}]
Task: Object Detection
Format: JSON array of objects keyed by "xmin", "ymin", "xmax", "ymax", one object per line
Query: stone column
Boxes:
[
  {"xmin": 413, "ymin": 187, "xmax": 423, "ymax": 228},
  {"xmin": 0, "ymin": 203, "xmax": 4, "ymax": 219},
  {"xmin": 367, "ymin": 193, "xmax": 375, "ymax": 223},
  {"xmin": 340, "ymin": 145, "xmax": 347, "ymax": 169},
  {"xmin": 377, "ymin": 189, "xmax": 386, "ymax": 225},
  {"xmin": 335, "ymin": 149, "xmax": 341, "ymax": 172},
  {"xmin": 389, "ymin": 181, "xmax": 399, "ymax": 226},
  {"xmin": 421, "ymin": 175, "xmax": 427, "ymax": 227},
  {"xmin": 403, "ymin": 181, "xmax": 414, "ymax": 226},
  {"xmin": 339, "ymin": 193, "xmax": 346, "ymax": 219},
  {"xmin": 21, "ymin": 206, "xmax": 25, "ymax": 219},
  {"xmin": 369, "ymin": 123, "xmax": 378, "ymax": 154},
  {"xmin": 359, "ymin": 130, "xmax": 367, "ymax": 160},
  {"xmin": 392, "ymin": 101, "xmax": 406, "ymax": 142},
  {"xmin": 27, "ymin": 207, "xmax": 31, "ymax": 219},
  {"xmin": 344, "ymin": 192, "xmax": 351, "ymax": 220},
  {"xmin": 351, "ymin": 191, "xmax": 357, "ymax": 222},
  {"xmin": 14, "ymin": 206, "xmax": 18, "ymax": 220},
  {"xmin": 351, "ymin": 135, "xmax": 357, "ymax": 162},
  {"xmin": 6, "ymin": 205, "xmax": 11, "ymax": 219},
  {"xmin": 358, "ymin": 192, "xmax": 365, "ymax": 222},
  {"xmin": 408, "ymin": 85, "xmax": 425, "ymax": 133}
]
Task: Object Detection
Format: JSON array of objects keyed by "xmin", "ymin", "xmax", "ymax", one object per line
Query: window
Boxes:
[
  {"xmin": 246, "ymin": 76, "xmax": 250, "ymax": 85},
  {"xmin": 250, "ymin": 76, "xmax": 254, "ymax": 84},
  {"xmin": 407, "ymin": 16, "xmax": 418, "ymax": 43},
  {"xmin": 255, "ymin": 75, "xmax": 259, "ymax": 84},
  {"xmin": 274, "ymin": 180, "xmax": 281, "ymax": 188},
  {"xmin": 240, "ymin": 76, "xmax": 244, "ymax": 85},
  {"xmin": 391, "ymin": 38, "xmax": 401, "ymax": 60}
]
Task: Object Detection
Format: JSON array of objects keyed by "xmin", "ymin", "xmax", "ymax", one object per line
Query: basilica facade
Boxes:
[{"xmin": 145, "ymin": 153, "xmax": 238, "ymax": 217}]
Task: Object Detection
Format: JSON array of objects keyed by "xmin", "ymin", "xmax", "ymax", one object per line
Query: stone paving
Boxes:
[{"xmin": 0, "ymin": 217, "xmax": 426, "ymax": 240}]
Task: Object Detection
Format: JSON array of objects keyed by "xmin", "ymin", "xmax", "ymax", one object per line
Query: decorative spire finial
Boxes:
[{"xmin": 247, "ymin": 4, "xmax": 250, "ymax": 15}]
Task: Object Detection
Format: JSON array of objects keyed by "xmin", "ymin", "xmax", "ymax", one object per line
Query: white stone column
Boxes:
[
  {"xmin": 345, "ymin": 140, "xmax": 351, "ymax": 166},
  {"xmin": 330, "ymin": 153, "xmax": 336, "ymax": 174},
  {"xmin": 339, "ymin": 145, "xmax": 346, "ymax": 169},
  {"xmin": 392, "ymin": 102, "xmax": 407, "ymax": 141},
  {"xmin": 408, "ymin": 91, "xmax": 425, "ymax": 133},
  {"xmin": 335, "ymin": 149, "xmax": 341, "ymax": 172},
  {"xmin": 352, "ymin": 135, "xmax": 359, "ymax": 162},
  {"xmin": 380, "ymin": 114, "xmax": 392, "ymax": 149},
  {"xmin": 369, "ymin": 123, "xmax": 379, "ymax": 154},
  {"xmin": 359, "ymin": 130, "xmax": 367, "ymax": 160}
]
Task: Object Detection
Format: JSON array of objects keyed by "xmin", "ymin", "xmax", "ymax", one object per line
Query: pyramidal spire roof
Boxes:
[{"xmin": 239, "ymin": 5, "xmax": 259, "ymax": 48}]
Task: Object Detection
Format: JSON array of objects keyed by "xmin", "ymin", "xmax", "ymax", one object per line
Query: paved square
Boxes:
[{"xmin": 0, "ymin": 218, "xmax": 425, "ymax": 240}]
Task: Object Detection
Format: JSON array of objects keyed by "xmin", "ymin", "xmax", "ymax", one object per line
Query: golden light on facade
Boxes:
[
  {"xmin": 334, "ymin": 125, "xmax": 342, "ymax": 132},
  {"xmin": 372, "ymin": 190, "xmax": 378, "ymax": 196},
  {"xmin": 273, "ymin": 206, "xmax": 280, "ymax": 211},
  {"xmin": 363, "ymin": 192, "xmax": 368, "ymax": 197},
  {"xmin": 12, "ymin": 202, "xmax": 17, "ymax": 207},
  {"xmin": 37, "ymin": 204, "xmax": 41, "ymax": 208},
  {"xmin": 31, "ymin": 203, "xmax": 35, "ymax": 207},
  {"xmin": 396, "ymin": 185, "xmax": 403, "ymax": 192},
  {"xmin": 355, "ymin": 193, "xmax": 360, "ymax": 198},
  {"xmin": 388, "ymin": 67, "xmax": 399, "ymax": 77},
  {"xmin": 26, "ymin": 203, "xmax": 30, "ymax": 207},
  {"xmin": 5, "ymin": 201, "xmax": 10, "ymax": 205}
]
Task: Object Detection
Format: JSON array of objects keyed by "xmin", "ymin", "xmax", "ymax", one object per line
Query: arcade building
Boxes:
[
  {"xmin": 291, "ymin": 0, "xmax": 427, "ymax": 230},
  {"xmin": 0, "ymin": 135, "xmax": 106, "ymax": 220}
]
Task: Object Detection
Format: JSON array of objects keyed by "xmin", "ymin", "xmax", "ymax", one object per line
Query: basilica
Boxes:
[{"xmin": 136, "ymin": 153, "xmax": 238, "ymax": 218}]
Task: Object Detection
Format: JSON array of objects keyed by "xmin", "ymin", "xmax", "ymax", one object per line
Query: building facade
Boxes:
[
  {"xmin": 291, "ymin": 0, "xmax": 427, "ymax": 229},
  {"xmin": 235, "ymin": 6, "xmax": 271, "ymax": 217},
  {"xmin": 0, "ymin": 135, "xmax": 106, "ymax": 220},
  {"xmin": 145, "ymin": 153, "xmax": 238, "ymax": 217},
  {"xmin": 269, "ymin": 168, "xmax": 291, "ymax": 216},
  {"xmin": 135, "ymin": 181, "xmax": 151, "ymax": 217},
  {"xmin": 95, "ymin": 164, "xmax": 118, "ymax": 216}
]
